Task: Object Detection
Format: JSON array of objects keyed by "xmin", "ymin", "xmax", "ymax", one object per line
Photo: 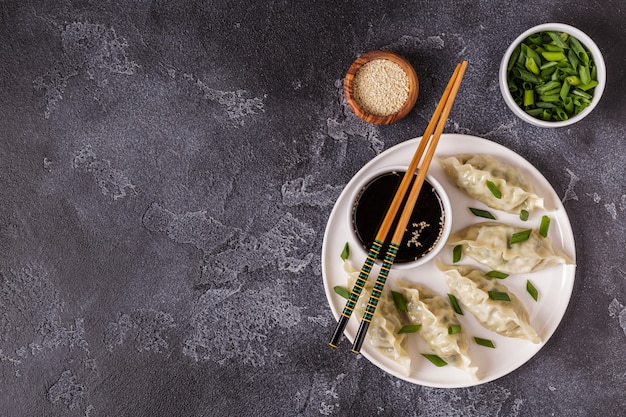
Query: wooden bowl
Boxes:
[{"xmin": 344, "ymin": 50, "xmax": 419, "ymax": 125}]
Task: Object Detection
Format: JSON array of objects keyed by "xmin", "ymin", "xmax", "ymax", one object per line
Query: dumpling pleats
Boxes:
[
  {"xmin": 447, "ymin": 221, "xmax": 573, "ymax": 273},
  {"xmin": 438, "ymin": 154, "xmax": 546, "ymax": 213},
  {"xmin": 437, "ymin": 262, "xmax": 541, "ymax": 344},
  {"xmin": 396, "ymin": 279, "xmax": 478, "ymax": 380}
]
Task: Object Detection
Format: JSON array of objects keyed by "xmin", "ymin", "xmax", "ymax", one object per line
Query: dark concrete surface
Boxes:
[{"xmin": 1, "ymin": 0, "xmax": 625, "ymax": 416}]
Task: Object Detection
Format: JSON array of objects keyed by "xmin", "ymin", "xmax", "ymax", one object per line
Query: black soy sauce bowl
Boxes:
[{"xmin": 346, "ymin": 166, "xmax": 452, "ymax": 270}]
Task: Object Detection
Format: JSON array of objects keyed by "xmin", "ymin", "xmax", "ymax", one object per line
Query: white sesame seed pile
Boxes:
[{"xmin": 352, "ymin": 59, "xmax": 409, "ymax": 117}]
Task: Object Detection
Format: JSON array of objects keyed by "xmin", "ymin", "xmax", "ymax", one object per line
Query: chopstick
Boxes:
[
  {"xmin": 351, "ymin": 60, "xmax": 467, "ymax": 353},
  {"xmin": 328, "ymin": 61, "xmax": 468, "ymax": 350}
]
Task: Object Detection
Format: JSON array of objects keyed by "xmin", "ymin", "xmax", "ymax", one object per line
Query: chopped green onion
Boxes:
[
  {"xmin": 512, "ymin": 67, "xmax": 543, "ymax": 84},
  {"xmin": 547, "ymin": 31, "xmax": 569, "ymax": 49},
  {"xmin": 506, "ymin": 31, "xmax": 598, "ymax": 121},
  {"xmin": 469, "ymin": 207, "xmax": 496, "ymax": 220},
  {"xmin": 448, "ymin": 324, "xmax": 462, "ymax": 335},
  {"xmin": 525, "ymin": 56, "xmax": 540, "ymax": 75},
  {"xmin": 539, "ymin": 215, "xmax": 551, "ymax": 237},
  {"xmin": 485, "ymin": 270, "xmax": 510, "ymax": 279},
  {"xmin": 539, "ymin": 93, "xmax": 562, "ymax": 103},
  {"xmin": 554, "ymin": 107, "xmax": 568, "ymax": 121},
  {"xmin": 525, "ymin": 108, "xmax": 543, "ymax": 117},
  {"xmin": 572, "ymin": 88, "xmax": 592, "ymax": 99},
  {"xmin": 542, "ymin": 51, "xmax": 566, "ymax": 61},
  {"xmin": 536, "ymin": 101, "xmax": 556, "ymax": 108},
  {"xmin": 540, "ymin": 61, "xmax": 558, "ymax": 70},
  {"xmin": 578, "ymin": 80, "xmax": 598, "ymax": 91},
  {"xmin": 543, "ymin": 44, "xmax": 564, "ymax": 52},
  {"xmin": 452, "ymin": 245, "xmax": 462, "ymax": 263},
  {"xmin": 523, "ymin": 44, "xmax": 542, "ymax": 70},
  {"xmin": 528, "ymin": 33, "xmax": 543, "ymax": 45},
  {"xmin": 392, "ymin": 291, "xmax": 408, "ymax": 312},
  {"xmin": 579, "ymin": 64, "xmax": 591, "ymax": 84},
  {"xmin": 334, "ymin": 286, "xmax": 350, "ymax": 299},
  {"xmin": 569, "ymin": 36, "xmax": 588, "ymax": 62},
  {"xmin": 448, "ymin": 293, "xmax": 464, "ymax": 315},
  {"xmin": 520, "ymin": 209, "xmax": 530, "ymax": 221},
  {"xmin": 567, "ymin": 49, "xmax": 579, "ymax": 71},
  {"xmin": 486, "ymin": 180, "xmax": 502, "ymax": 199},
  {"xmin": 508, "ymin": 46, "xmax": 521, "ymax": 71},
  {"xmin": 535, "ymin": 80, "xmax": 561, "ymax": 94},
  {"xmin": 565, "ymin": 75, "xmax": 581, "ymax": 86},
  {"xmin": 509, "ymin": 229, "xmax": 532, "ymax": 245},
  {"xmin": 340, "ymin": 242, "xmax": 350, "ymax": 261},
  {"xmin": 488, "ymin": 291, "xmax": 511, "ymax": 301},
  {"xmin": 541, "ymin": 108, "xmax": 553, "ymax": 120},
  {"xmin": 421, "ymin": 353, "xmax": 447, "ymax": 367},
  {"xmin": 559, "ymin": 80, "xmax": 571, "ymax": 100},
  {"xmin": 398, "ymin": 324, "xmax": 421, "ymax": 334},
  {"xmin": 527, "ymin": 280, "xmax": 539, "ymax": 301},
  {"xmin": 474, "ymin": 337, "xmax": 496, "ymax": 348},
  {"xmin": 523, "ymin": 89, "xmax": 534, "ymax": 107}
]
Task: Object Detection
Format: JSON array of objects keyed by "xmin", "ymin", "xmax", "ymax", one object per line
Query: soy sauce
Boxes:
[{"xmin": 352, "ymin": 171, "xmax": 445, "ymax": 263}]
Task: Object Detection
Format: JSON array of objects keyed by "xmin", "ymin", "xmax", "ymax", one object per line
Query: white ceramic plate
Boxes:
[{"xmin": 321, "ymin": 134, "xmax": 576, "ymax": 388}]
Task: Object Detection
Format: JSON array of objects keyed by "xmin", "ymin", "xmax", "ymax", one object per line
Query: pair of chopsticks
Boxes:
[{"xmin": 329, "ymin": 61, "xmax": 468, "ymax": 353}]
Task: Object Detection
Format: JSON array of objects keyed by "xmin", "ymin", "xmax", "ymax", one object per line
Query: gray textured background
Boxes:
[{"xmin": 1, "ymin": 1, "xmax": 625, "ymax": 416}]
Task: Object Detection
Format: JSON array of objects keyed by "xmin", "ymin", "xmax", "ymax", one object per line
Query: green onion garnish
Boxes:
[
  {"xmin": 539, "ymin": 215, "xmax": 551, "ymax": 238},
  {"xmin": 421, "ymin": 353, "xmax": 447, "ymax": 367},
  {"xmin": 485, "ymin": 270, "xmax": 509, "ymax": 279},
  {"xmin": 333, "ymin": 286, "xmax": 350, "ymax": 299},
  {"xmin": 474, "ymin": 337, "xmax": 496, "ymax": 348},
  {"xmin": 448, "ymin": 324, "xmax": 462, "ymax": 335},
  {"xmin": 520, "ymin": 209, "xmax": 530, "ymax": 221},
  {"xmin": 509, "ymin": 229, "xmax": 532, "ymax": 245},
  {"xmin": 448, "ymin": 293, "xmax": 464, "ymax": 315},
  {"xmin": 452, "ymin": 245, "xmax": 463, "ymax": 263},
  {"xmin": 488, "ymin": 291, "xmax": 511, "ymax": 301},
  {"xmin": 392, "ymin": 291, "xmax": 408, "ymax": 312},
  {"xmin": 469, "ymin": 207, "xmax": 496, "ymax": 219},
  {"xmin": 398, "ymin": 324, "xmax": 422, "ymax": 334},
  {"xmin": 527, "ymin": 280, "xmax": 539, "ymax": 301},
  {"xmin": 340, "ymin": 242, "xmax": 350, "ymax": 261},
  {"xmin": 486, "ymin": 180, "xmax": 502, "ymax": 199}
]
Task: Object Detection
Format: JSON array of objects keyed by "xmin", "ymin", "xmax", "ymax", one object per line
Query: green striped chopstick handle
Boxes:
[
  {"xmin": 328, "ymin": 239, "xmax": 382, "ymax": 348},
  {"xmin": 351, "ymin": 242, "xmax": 399, "ymax": 353}
]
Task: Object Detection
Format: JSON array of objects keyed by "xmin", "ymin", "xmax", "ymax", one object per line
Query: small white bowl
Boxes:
[
  {"xmin": 499, "ymin": 23, "xmax": 606, "ymax": 128},
  {"xmin": 346, "ymin": 165, "xmax": 452, "ymax": 270}
]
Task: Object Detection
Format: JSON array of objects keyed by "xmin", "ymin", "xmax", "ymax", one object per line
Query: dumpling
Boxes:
[
  {"xmin": 345, "ymin": 262, "xmax": 410, "ymax": 371},
  {"xmin": 437, "ymin": 262, "xmax": 541, "ymax": 343},
  {"xmin": 447, "ymin": 221, "xmax": 573, "ymax": 273},
  {"xmin": 438, "ymin": 154, "xmax": 545, "ymax": 213},
  {"xmin": 396, "ymin": 279, "xmax": 478, "ymax": 379}
]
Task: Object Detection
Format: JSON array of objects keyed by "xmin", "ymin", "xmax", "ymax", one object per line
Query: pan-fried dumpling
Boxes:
[
  {"xmin": 438, "ymin": 154, "xmax": 545, "ymax": 213},
  {"xmin": 345, "ymin": 262, "xmax": 410, "ymax": 371},
  {"xmin": 437, "ymin": 262, "xmax": 541, "ymax": 343},
  {"xmin": 396, "ymin": 279, "xmax": 478, "ymax": 379},
  {"xmin": 447, "ymin": 221, "xmax": 573, "ymax": 273}
]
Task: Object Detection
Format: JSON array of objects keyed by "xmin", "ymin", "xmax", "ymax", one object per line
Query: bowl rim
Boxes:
[
  {"xmin": 344, "ymin": 50, "xmax": 419, "ymax": 125},
  {"xmin": 499, "ymin": 22, "xmax": 606, "ymax": 128},
  {"xmin": 345, "ymin": 164, "xmax": 452, "ymax": 270}
]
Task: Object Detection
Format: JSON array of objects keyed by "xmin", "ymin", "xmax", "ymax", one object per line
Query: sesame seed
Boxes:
[{"xmin": 352, "ymin": 59, "xmax": 409, "ymax": 117}]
